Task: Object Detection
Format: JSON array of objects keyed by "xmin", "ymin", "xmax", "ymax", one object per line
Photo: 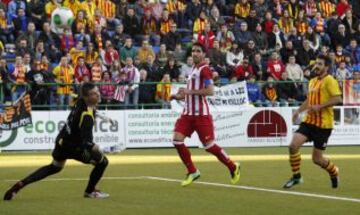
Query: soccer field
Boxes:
[{"xmin": 1, "ymin": 147, "xmax": 360, "ymax": 215}]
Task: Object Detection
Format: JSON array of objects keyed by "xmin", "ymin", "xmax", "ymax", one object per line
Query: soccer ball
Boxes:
[{"xmin": 50, "ymin": 7, "xmax": 74, "ymax": 34}]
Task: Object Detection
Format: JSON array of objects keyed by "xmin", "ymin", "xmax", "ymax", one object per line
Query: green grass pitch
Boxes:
[{"xmin": 1, "ymin": 146, "xmax": 360, "ymax": 215}]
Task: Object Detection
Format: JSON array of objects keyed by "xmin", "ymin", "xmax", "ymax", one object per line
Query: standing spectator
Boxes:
[
  {"xmin": 122, "ymin": 57, "xmax": 140, "ymax": 109},
  {"xmin": 267, "ymin": 51, "xmax": 285, "ymax": 81},
  {"xmin": 9, "ymin": 55, "xmax": 26, "ymax": 102},
  {"xmin": 99, "ymin": 71, "xmax": 116, "ymax": 109},
  {"xmin": 52, "ymin": 56, "xmax": 74, "ymax": 109},
  {"xmin": 138, "ymin": 69, "xmax": 156, "ymax": 109}
]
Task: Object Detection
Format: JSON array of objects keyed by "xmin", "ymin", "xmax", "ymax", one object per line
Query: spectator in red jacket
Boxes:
[
  {"xmin": 267, "ymin": 51, "xmax": 285, "ymax": 80},
  {"xmin": 198, "ymin": 23, "xmax": 215, "ymax": 53},
  {"xmin": 233, "ymin": 57, "xmax": 253, "ymax": 81}
]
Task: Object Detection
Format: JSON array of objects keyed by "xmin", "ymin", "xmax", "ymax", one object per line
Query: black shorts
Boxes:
[
  {"xmin": 296, "ymin": 122, "xmax": 332, "ymax": 150},
  {"xmin": 52, "ymin": 137, "xmax": 101, "ymax": 164}
]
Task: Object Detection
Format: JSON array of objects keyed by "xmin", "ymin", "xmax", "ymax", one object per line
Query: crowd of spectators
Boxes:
[{"xmin": 0, "ymin": 0, "xmax": 360, "ymax": 109}]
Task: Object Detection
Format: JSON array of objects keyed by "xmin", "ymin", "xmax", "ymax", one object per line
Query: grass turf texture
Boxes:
[{"xmin": 1, "ymin": 146, "xmax": 360, "ymax": 215}]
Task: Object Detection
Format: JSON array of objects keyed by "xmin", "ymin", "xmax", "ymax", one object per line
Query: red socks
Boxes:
[
  {"xmin": 173, "ymin": 141, "xmax": 197, "ymax": 173},
  {"xmin": 205, "ymin": 143, "xmax": 236, "ymax": 172}
]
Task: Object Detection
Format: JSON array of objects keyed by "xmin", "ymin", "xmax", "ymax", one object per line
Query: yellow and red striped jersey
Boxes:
[{"xmin": 303, "ymin": 75, "xmax": 341, "ymax": 128}]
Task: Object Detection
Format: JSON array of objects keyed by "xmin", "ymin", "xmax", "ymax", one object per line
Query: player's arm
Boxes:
[
  {"xmin": 313, "ymin": 95, "xmax": 342, "ymax": 110},
  {"xmin": 79, "ymin": 113, "xmax": 95, "ymax": 150}
]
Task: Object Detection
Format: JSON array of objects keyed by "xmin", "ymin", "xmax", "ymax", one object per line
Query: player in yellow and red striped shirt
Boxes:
[{"xmin": 283, "ymin": 54, "xmax": 342, "ymax": 189}]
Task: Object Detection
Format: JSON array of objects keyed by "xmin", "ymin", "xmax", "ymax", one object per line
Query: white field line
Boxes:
[
  {"xmin": 3, "ymin": 176, "xmax": 360, "ymax": 204},
  {"xmin": 146, "ymin": 176, "xmax": 360, "ymax": 204}
]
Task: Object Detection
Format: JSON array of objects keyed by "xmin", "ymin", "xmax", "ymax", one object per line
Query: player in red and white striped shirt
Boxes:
[{"xmin": 171, "ymin": 42, "xmax": 241, "ymax": 186}]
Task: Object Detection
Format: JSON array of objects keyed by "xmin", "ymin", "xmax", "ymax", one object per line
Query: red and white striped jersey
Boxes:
[{"xmin": 183, "ymin": 63, "xmax": 213, "ymax": 116}]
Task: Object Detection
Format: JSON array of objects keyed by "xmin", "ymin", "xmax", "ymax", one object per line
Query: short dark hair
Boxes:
[
  {"xmin": 80, "ymin": 82, "xmax": 96, "ymax": 97},
  {"xmin": 192, "ymin": 42, "xmax": 206, "ymax": 53},
  {"xmin": 316, "ymin": 54, "xmax": 332, "ymax": 67}
]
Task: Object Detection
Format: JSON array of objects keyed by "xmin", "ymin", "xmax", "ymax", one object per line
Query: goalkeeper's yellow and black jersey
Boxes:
[{"xmin": 57, "ymin": 98, "xmax": 96, "ymax": 148}]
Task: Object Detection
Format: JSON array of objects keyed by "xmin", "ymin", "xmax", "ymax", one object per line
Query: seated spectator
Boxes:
[
  {"xmin": 267, "ymin": 51, "xmax": 285, "ymax": 81},
  {"xmin": 336, "ymin": 61, "xmax": 351, "ymax": 81},
  {"xmin": 0, "ymin": 8, "xmax": 15, "ymax": 44},
  {"xmin": 155, "ymin": 73, "xmax": 171, "ymax": 109},
  {"xmin": 74, "ymin": 56, "xmax": 91, "ymax": 85},
  {"xmin": 345, "ymin": 38, "xmax": 360, "ymax": 64},
  {"xmin": 162, "ymin": 58, "xmax": 180, "ymax": 82},
  {"xmin": 253, "ymin": 52, "xmax": 267, "ymax": 81},
  {"xmin": 172, "ymin": 43, "xmax": 186, "ymax": 64},
  {"xmin": 13, "ymin": 8, "xmax": 28, "ymax": 36},
  {"xmin": 262, "ymin": 76, "xmax": 280, "ymax": 107},
  {"xmin": 268, "ymin": 24, "xmax": 286, "ymax": 49},
  {"xmin": 113, "ymin": 71, "xmax": 128, "ymax": 109},
  {"xmin": 207, "ymin": 40, "xmax": 226, "ymax": 77},
  {"xmin": 193, "ymin": 10, "xmax": 208, "ymax": 39},
  {"xmin": 120, "ymin": 37, "xmax": 137, "ymax": 65},
  {"xmin": 235, "ymin": 21, "xmax": 253, "ymax": 47},
  {"xmin": 123, "ymin": 7, "xmax": 140, "ymax": 42},
  {"xmin": 180, "ymin": 56, "xmax": 193, "ymax": 78},
  {"xmin": 137, "ymin": 39, "xmax": 155, "ymax": 64},
  {"xmin": 226, "ymin": 42, "xmax": 243, "ymax": 76},
  {"xmin": 277, "ymin": 72, "xmax": 300, "ymax": 106},
  {"xmin": 166, "ymin": 0, "xmax": 186, "ymax": 28},
  {"xmin": 104, "ymin": 43, "xmax": 119, "ymax": 67},
  {"xmin": 246, "ymin": 75, "xmax": 264, "ymax": 107},
  {"xmin": 141, "ymin": 7, "xmax": 160, "ymax": 46},
  {"xmin": 69, "ymin": 40, "xmax": 86, "ymax": 65},
  {"xmin": 233, "ymin": 57, "xmax": 253, "ymax": 81},
  {"xmin": 286, "ymin": 55, "xmax": 303, "ymax": 82},
  {"xmin": 161, "ymin": 22, "xmax": 181, "ymax": 52},
  {"xmin": 156, "ymin": 43, "xmax": 171, "ymax": 68},
  {"xmin": 85, "ymin": 43, "xmax": 99, "ymax": 67},
  {"xmin": 197, "ymin": 23, "xmax": 215, "ymax": 53},
  {"xmin": 216, "ymin": 24, "xmax": 235, "ymax": 53},
  {"xmin": 99, "ymin": 0, "xmax": 120, "ymax": 29},
  {"xmin": 91, "ymin": 58, "xmax": 105, "ymax": 83},
  {"xmin": 234, "ymin": 0, "xmax": 251, "ymax": 21},
  {"xmin": 60, "ymin": 28, "xmax": 76, "ymax": 53},
  {"xmin": 208, "ymin": 6, "xmax": 224, "ymax": 32}
]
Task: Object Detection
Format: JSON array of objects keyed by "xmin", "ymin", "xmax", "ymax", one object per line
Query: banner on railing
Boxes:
[
  {"xmin": 343, "ymin": 80, "xmax": 360, "ymax": 105},
  {"xmin": 171, "ymin": 81, "xmax": 250, "ymax": 112},
  {"xmin": 0, "ymin": 93, "xmax": 32, "ymax": 130},
  {"xmin": 1, "ymin": 106, "xmax": 359, "ymax": 151}
]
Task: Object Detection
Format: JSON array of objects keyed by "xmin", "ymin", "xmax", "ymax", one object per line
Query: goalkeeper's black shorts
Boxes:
[{"xmin": 52, "ymin": 137, "xmax": 102, "ymax": 164}]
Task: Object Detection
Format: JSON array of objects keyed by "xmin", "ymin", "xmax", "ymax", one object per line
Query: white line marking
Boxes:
[
  {"xmin": 3, "ymin": 176, "xmax": 360, "ymax": 204},
  {"xmin": 146, "ymin": 176, "xmax": 360, "ymax": 204}
]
